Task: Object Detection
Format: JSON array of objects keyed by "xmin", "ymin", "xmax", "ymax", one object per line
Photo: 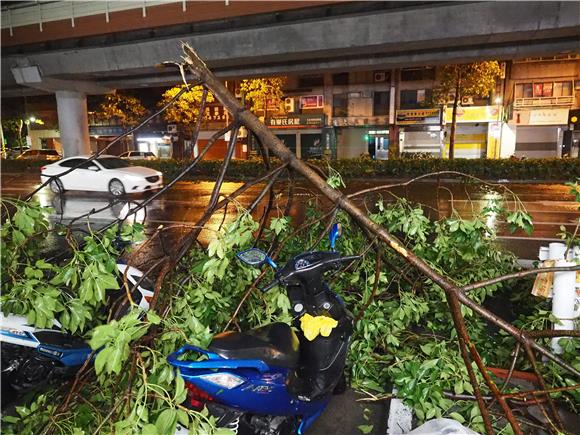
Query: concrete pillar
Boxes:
[{"xmin": 55, "ymin": 90, "xmax": 91, "ymax": 157}]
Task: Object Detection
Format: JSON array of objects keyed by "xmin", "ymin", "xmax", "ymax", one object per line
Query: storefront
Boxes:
[
  {"xmin": 444, "ymin": 106, "xmax": 500, "ymax": 159},
  {"xmin": 396, "ymin": 109, "xmax": 442, "ymax": 156},
  {"xmin": 366, "ymin": 129, "xmax": 390, "ymax": 160},
  {"xmin": 266, "ymin": 114, "xmax": 329, "ymax": 159},
  {"xmin": 135, "ymin": 134, "xmax": 172, "ymax": 159},
  {"xmin": 511, "ymin": 108, "xmax": 569, "ymax": 158}
]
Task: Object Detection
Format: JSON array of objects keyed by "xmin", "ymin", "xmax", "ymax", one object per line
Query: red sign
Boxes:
[{"xmin": 300, "ymin": 95, "xmax": 324, "ymax": 109}]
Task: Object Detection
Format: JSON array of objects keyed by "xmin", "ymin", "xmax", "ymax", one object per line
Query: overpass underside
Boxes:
[{"xmin": 2, "ymin": 1, "xmax": 580, "ymax": 95}]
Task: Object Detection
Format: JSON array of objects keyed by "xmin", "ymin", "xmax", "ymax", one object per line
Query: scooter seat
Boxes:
[{"xmin": 209, "ymin": 322, "xmax": 299, "ymax": 368}]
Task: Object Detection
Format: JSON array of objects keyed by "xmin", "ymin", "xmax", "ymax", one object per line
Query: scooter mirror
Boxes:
[
  {"xmin": 236, "ymin": 248, "xmax": 268, "ymax": 266},
  {"xmin": 329, "ymin": 223, "xmax": 342, "ymax": 251}
]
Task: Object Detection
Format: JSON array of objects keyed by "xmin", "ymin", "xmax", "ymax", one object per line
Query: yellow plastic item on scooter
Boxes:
[{"xmin": 300, "ymin": 313, "xmax": 338, "ymax": 341}]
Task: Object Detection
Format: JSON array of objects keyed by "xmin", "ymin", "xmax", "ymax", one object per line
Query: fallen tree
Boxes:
[{"xmin": 1, "ymin": 44, "xmax": 578, "ymax": 435}]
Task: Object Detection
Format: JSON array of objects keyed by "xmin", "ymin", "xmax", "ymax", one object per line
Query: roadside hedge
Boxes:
[{"xmin": 3, "ymin": 157, "xmax": 579, "ymax": 181}]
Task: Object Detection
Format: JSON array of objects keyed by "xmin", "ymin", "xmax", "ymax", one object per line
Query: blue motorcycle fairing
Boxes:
[
  {"xmin": 0, "ymin": 330, "xmax": 39, "ymax": 344},
  {"xmin": 168, "ymin": 344, "xmax": 330, "ymax": 419},
  {"xmin": 37, "ymin": 344, "xmax": 93, "ymax": 367}
]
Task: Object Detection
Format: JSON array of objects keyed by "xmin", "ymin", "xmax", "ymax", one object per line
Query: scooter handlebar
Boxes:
[
  {"xmin": 260, "ymin": 254, "xmax": 360, "ymax": 292},
  {"xmin": 260, "ymin": 278, "xmax": 281, "ymax": 293}
]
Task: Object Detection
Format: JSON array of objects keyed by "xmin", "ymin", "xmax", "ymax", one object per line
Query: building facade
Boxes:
[
  {"xmin": 6, "ymin": 57, "xmax": 579, "ymax": 160},
  {"xmin": 506, "ymin": 55, "xmax": 579, "ymax": 158}
]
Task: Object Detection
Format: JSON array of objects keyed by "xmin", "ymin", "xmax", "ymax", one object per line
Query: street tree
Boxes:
[
  {"xmin": 239, "ymin": 77, "xmax": 286, "ymax": 119},
  {"xmin": 95, "ymin": 91, "xmax": 147, "ymax": 127},
  {"xmin": 433, "ymin": 61, "xmax": 501, "ymax": 159},
  {"xmin": 238, "ymin": 77, "xmax": 286, "ymax": 158},
  {"xmin": 1, "ymin": 117, "xmax": 44, "ymax": 155},
  {"xmin": 158, "ymin": 85, "xmax": 215, "ymax": 135}
]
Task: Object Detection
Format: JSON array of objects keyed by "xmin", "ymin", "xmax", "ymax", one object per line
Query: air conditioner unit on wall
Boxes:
[
  {"xmin": 284, "ymin": 97, "xmax": 296, "ymax": 113},
  {"xmin": 461, "ymin": 96, "xmax": 474, "ymax": 106},
  {"xmin": 374, "ymin": 72, "xmax": 386, "ymax": 83}
]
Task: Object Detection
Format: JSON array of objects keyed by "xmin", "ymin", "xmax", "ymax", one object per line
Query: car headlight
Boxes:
[{"xmin": 198, "ymin": 372, "xmax": 245, "ymax": 389}]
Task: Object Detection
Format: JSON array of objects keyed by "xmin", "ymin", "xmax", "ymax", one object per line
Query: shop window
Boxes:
[
  {"xmin": 400, "ymin": 89, "xmax": 432, "ymax": 109},
  {"xmin": 298, "ymin": 75, "xmax": 324, "ymax": 88},
  {"xmin": 332, "ymin": 72, "xmax": 349, "ymax": 86},
  {"xmin": 515, "ymin": 83, "xmax": 533, "ymax": 98},
  {"xmin": 558, "ymin": 81, "xmax": 573, "ymax": 96},
  {"xmin": 373, "ymin": 91, "xmax": 389, "ymax": 116},
  {"xmin": 515, "ymin": 81, "xmax": 572, "ymax": 98},
  {"xmin": 401, "ymin": 67, "xmax": 435, "ymax": 81},
  {"xmin": 333, "ymin": 93, "xmax": 348, "ymax": 117}
]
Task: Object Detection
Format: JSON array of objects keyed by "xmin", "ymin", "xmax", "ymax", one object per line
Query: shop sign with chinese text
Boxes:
[
  {"xmin": 267, "ymin": 114, "xmax": 325, "ymax": 128},
  {"xmin": 396, "ymin": 109, "xmax": 440, "ymax": 125},
  {"xmin": 444, "ymin": 106, "xmax": 499, "ymax": 123},
  {"xmin": 513, "ymin": 108, "xmax": 569, "ymax": 125}
]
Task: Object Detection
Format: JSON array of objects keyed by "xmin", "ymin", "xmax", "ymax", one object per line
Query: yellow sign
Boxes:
[
  {"xmin": 396, "ymin": 109, "xmax": 440, "ymax": 125},
  {"xmin": 445, "ymin": 106, "xmax": 500, "ymax": 123}
]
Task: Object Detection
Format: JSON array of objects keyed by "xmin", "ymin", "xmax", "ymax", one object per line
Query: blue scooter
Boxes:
[{"xmin": 168, "ymin": 224, "xmax": 359, "ymax": 434}]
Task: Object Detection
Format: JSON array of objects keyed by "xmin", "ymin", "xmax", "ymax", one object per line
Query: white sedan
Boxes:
[{"xmin": 41, "ymin": 155, "xmax": 163, "ymax": 196}]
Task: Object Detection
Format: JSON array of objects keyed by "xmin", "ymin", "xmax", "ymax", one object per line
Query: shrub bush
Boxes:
[{"xmin": 3, "ymin": 157, "xmax": 579, "ymax": 181}]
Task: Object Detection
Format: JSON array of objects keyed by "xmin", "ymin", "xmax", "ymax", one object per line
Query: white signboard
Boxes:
[{"xmin": 528, "ymin": 108, "xmax": 569, "ymax": 125}]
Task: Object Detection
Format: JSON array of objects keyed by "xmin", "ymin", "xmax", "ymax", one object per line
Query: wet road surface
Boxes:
[{"xmin": 2, "ymin": 172, "xmax": 579, "ymax": 261}]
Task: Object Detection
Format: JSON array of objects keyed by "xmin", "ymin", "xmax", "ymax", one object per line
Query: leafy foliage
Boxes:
[
  {"xmin": 239, "ymin": 77, "xmax": 286, "ymax": 116},
  {"xmin": 4, "ymin": 157, "xmax": 580, "ymax": 182},
  {"xmin": 158, "ymin": 85, "xmax": 216, "ymax": 132},
  {"xmin": 95, "ymin": 91, "xmax": 148, "ymax": 127},
  {"xmin": 1, "ymin": 183, "xmax": 577, "ymax": 434},
  {"xmin": 433, "ymin": 61, "xmax": 501, "ymax": 159},
  {"xmin": 433, "ymin": 62, "xmax": 502, "ymax": 106}
]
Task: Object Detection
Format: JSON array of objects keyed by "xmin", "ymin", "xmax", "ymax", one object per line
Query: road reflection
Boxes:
[{"xmin": 3, "ymin": 174, "xmax": 578, "ymax": 261}]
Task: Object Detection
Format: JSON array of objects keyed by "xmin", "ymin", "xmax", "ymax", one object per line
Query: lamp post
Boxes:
[
  {"xmin": 494, "ymin": 97, "xmax": 503, "ymax": 159},
  {"xmin": 23, "ymin": 116, "xmax": 44, "ymax": 151}
]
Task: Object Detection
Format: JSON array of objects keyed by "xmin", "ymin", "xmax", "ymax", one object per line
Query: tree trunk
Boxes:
[{"xmin": 449, "ymin": 71, "xmax": 461, "ymax": 160}]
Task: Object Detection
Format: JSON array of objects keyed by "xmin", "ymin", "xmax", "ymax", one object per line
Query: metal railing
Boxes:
[{"xmin": 514, "ymin": 96, "xmax": 574, "ymax": 108}]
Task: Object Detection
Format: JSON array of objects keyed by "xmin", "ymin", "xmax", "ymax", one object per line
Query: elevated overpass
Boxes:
[{"xmin": 3, "ymin": 1, "xmax": 579, "ymax": 94}]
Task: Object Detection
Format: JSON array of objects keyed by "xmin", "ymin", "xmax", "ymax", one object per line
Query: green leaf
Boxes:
[
  {"xmin": 448, "ymin": 412, "xmax": 465, "ymax": 424},
  {"xmin": 141, "ymin": 424, "xmax": 159, "ymax": 435},
  {"xmin": 89, "ymin": 324, "xmax": 115, "ymax": 349},
  {"xmin": 358, "ymin": 424, "xmax": 374, "ymax": 434},
  {"xmin": 147, "ymin": 311, "xmax": 161, "ymax": 325},
  {"xmin": 176, "ymin": 409, "xmax": 189, "ymax": 427},
  {"xmin": 174, "ymin": 373, "xmax": 186, "ymax": 404},
  {"xmin": 94, "ymin": 347, "xmax": 111, "ymax": 375},
  {"xmin": 108, "ymin": 342, "xmax": 128, "ymax": 374},
  {"xmin": 155, "ymin": 409, "xmax": 177, "ymax": 435}
]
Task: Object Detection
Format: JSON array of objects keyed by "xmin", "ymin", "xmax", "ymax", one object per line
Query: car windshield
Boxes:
[
  {"xmin": 97, "ymin": 158, "xmax": 130, "ymax": 169},
  {"xmin": 40, "ymin": 150, "xmax": 58, "ymax": 155}
]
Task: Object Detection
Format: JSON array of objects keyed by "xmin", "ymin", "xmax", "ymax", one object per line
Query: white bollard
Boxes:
[
  {"xmin": 548, "ymin": 242, "xmax": 567, "ymax": 260},
  {"xmin": 550, "ymin": 260, "xmax": 579, "ymax": 353}
]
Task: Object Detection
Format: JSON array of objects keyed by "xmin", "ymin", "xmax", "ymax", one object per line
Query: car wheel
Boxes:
[
  {"xmin": 49, "ymin": 179, "xmax": 65, "ymax": 194},
  {"xmin": 108, "ymin": 179, "xmax": 126, "ymax": 197}
]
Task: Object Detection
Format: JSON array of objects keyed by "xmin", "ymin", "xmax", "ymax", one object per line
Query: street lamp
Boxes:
[{"xmin": 494, "ymin": 97, "xmax": 503, "ymax": 159}]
